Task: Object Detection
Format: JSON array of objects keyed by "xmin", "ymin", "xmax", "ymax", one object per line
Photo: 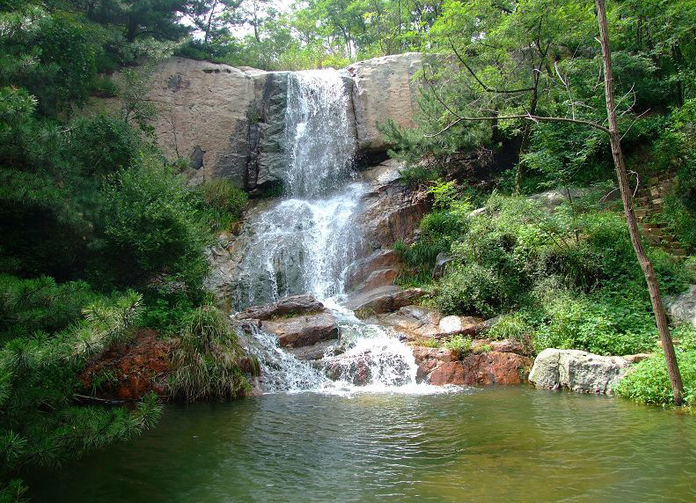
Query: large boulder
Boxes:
[
  {"xmin": 235, "ymin": 295, "xmax": 339, "ymax": 348},
  {"xmin": 344, "ymin": 285, "xmax": 424, "ymax": 314},
  {"xmin": 528, "ymin": 348, "xmax": 632, "ymax": 395},
  {"xmin": 665, "ymin": 284, "xmax": 696, "ymax": 329},
  {"xmin": 260, "ymin": 312, "xmax": 339, "ymax": 348},
  {"xmin": 370, "ymin": 305, "xmax": 484, "ymax": 342},
  {"xmin": 347, "ymin": 53, "xmax": 423, "ymax": 154},
  {"xmin": 413, "ymin": 348, "xmax": 532, "ymax": 386},
  {"xmin": 237, "ymin": 294, "xmax": 324, "ymax": 320}
]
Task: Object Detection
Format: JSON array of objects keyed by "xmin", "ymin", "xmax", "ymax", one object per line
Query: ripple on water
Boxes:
[{"xmin": 25, "ymin": 386, "xmax": 696, "ymax": 503}]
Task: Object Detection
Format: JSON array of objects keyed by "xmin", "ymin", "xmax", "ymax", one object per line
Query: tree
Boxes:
[{"xmin": 594, "ymin": 0, "xmax": 684, "ymax": 405}]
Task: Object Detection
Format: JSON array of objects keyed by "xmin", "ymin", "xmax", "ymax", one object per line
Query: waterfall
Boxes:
[{"xmin": 233, "ymin": 69, "xmax": 446, "ymax": 395}]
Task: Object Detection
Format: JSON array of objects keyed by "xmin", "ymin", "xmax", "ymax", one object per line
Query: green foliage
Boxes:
[
  {"xmin": 533, "ymin": 290, "xmax": 658, "ymax": 356},
  {"xmin": 615, "ymin": 349, "xmax": 696, "ymax": 407},
  {"xmin": 168, "ymin": 306, "xmax": 252, "ymax": 401},
  {"xmin": 655, "ymin": 100, "xmax": 696, "ymax": 250},
  {"xmin": 101, "ymin": 160, "xmax": 210, "ymax": 290},
  {"xmin": 487, "ymin": 312, "xmax": 535, "ymax": 343},
  {"xmin": 193, "ymin": 179, "xmax": 249, "ymax": 232},
  {"xmin": 395, "ymin": 199, "xmax": 470, "ymax": 285},
  {"xmin": 0, "ymin": 284, "xmax": 162, "ymax": 483},
  {"xmin": 443, "ymin": 335, "xmax": 472, "ymax": 359}
]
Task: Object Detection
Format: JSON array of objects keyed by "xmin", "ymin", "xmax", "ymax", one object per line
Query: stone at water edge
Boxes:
[
  {"xmin": 528, "ymin": 348, "xmax": 632, "ymax": 395},
  {"xmin": 421, "ymin": 351, "xmax": 533, "ymax": 386}
]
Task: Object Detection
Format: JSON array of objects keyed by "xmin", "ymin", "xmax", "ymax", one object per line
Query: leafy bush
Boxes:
[
  {"xmin": 193, "ymin": 178, "xmax": 248, "ymax": 232},
  {"xmin": 168, "ymin": 306, "xmax": 254, "ymax": 401},
  {"xmin": 615, "ymin": 350, "xmax": 696, "ymax": 407},
  {"xmin": 101, "ymin": 160, "xmax": 209, "ymax": 290},
  {"xmin": 436, "ymin": 263, "xmax": 508, "ymax": 318},
  {"xmin": 487, "ymin": 312, "xmax": 535, "ymax": 342},
  {"xmin": 533, "ymin": 290, "xmax": 658, "ymax": 356},
  {"xmin": 443, "ymin": 335, "xmax": 473, "ymax": 359}
]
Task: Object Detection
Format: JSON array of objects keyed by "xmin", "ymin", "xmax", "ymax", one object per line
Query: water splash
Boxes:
[
  {"xmin": 284, "ymin": 70, "xmax": 356, "ymax": 197},
  {"xmin": 232, "ymin": 69, "xmax": 454, "ymax": 396},
  {"xmin": 232, "ymin": 183, "xmax": 365, "ymax": 309}
]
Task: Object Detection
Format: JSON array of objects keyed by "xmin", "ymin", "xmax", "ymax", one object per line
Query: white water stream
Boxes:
[{"xmin": 233, "ymin": 70, "xmax": 453, "ymax": 396}]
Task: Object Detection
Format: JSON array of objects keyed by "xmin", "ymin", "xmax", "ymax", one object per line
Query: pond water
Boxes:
[{"xmin": 28, "ymin": 386, "xmax": 696, "ymax": 502}]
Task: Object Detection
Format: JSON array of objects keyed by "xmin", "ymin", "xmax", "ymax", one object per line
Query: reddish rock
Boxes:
[
  {"xmin": 80, "ymin": 329, "xmax": 175, "ymax": 401},
  {"xmin": 412, "ymin": 346, "xmax": 533, "ymax": 386},
  {"xmin": 459, "ymin": 352, "xmax": 533, "ymax": 385},
  {"xmin": 429, "ymin": 361, "xmax": 467, "ymax": 385}
]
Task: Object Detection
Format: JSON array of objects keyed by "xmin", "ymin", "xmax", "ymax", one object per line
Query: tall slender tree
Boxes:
[{"xmin": 594, "ymin": 0, "xmax": 684, "ymax": 405}]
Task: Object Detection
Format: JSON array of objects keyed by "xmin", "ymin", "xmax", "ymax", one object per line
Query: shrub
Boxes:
[
  {"xmin": 615, "ymin": 350, "xmax": 696, "ymax": 407},
  {"xmin": 436, "ymin": 263, "xmax": 508, "ymax": 318},
  {"xmin": 168, "ymin": 306, "xmax": 253, "ymax": 401},
  {"xmin": 487, "ymin": 312, "xmax": 535, "ymax": 342},
  {"xmin": 193, "ymin": 179, "xmax": 248, "ymax": 232},
  {"xmin": 533, "ymin": 291, "xmax": 658, "ymax": 356},
  {"xmin": 101, "ymin": 161, "xmax": 209, "ymax": 290},
  {"xmin": 443, "ymin": 335, "xmax": 473, "ymax": 359}
]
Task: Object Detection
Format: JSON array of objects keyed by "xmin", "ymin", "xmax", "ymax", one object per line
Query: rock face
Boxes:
[
  {"xmin": 358, "ymin": 161, "xmax": 429, "ymax": 250},
  {"xmin": 347, "ymin": 53, "xmax": 423, "ymax": 154},
  {"xmin": 139, "ymin": 58, "xmax": 265, "ymax": 188},
  {"xmin": 528, "ymin": 348, "xmax": 632, "ymax": 395},
  {"xmin": 665, "ymin": 284, "xmax": 696, "ymax": 329},
  {"xmin": 413, "ymin": 347, "xmax": 533, "ymax": 386},
  {"xmin": 93, "ymin": 55, "xmax": 422, "ymax": 190},
  {"xmin": 370, "ymin": 305, "xmax": 485, "ymax": 342}
]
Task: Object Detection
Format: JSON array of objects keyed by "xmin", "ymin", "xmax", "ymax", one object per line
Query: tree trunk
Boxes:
[{"xmin": 595, "ymin": 0, "xmax": 684, "ymax": 406}]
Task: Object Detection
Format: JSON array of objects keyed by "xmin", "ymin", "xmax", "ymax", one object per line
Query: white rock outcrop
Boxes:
[
  {"xmin": 528, "ymin": 348, "xmax": 632, "ymax": 395},
  {"xmin": 347, "ymin": 53, "xmax": 423, "ymax": 153}
]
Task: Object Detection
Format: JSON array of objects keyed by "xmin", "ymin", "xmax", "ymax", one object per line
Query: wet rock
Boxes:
[
  {"xmin": 412, "ymin": 347, "xmax": 456, "ymax": 381},
  {"xmin": 528, "ymin": 348, "xmax": 632, "ymax": 395},
  {"xmin": 286, "ymin": 340, "xmax": 343, "ymax": 361},
  {"xmin": 345, "ymin": 248, "xmax": 401, "ymax": 292},
  {"xmin": 260, "ymin": 312, "xmax": 339, "ymax": 348},
  {"xmin": 345, "ymin": 286, "xmax": 424, "ymax": 314},
  {"xmin": 237, "ymin": 294, "xmax": 324, "ymax": 320},
  {"xmin": 413, "ymin": 346, "xmax": 532, "ymax": 386},
  {"xmin": 347, "ymin": 53, "xmax": 422, "ymax": 154},
  {"xmin": 459, "ymin": 352, "xmax": 533, "ymax": 385},
  {"xmin": 665, "ymin": 284, "xmax": 696, "ymax": 329},
  {"xmin": 428, "ymin": 361, "xmax": 467, "ymax": 386}
]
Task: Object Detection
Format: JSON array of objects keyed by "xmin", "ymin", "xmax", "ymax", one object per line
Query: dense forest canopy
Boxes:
[{"xmin": 1, "ymin": 0, "xmax": 695, "ymax": 500}]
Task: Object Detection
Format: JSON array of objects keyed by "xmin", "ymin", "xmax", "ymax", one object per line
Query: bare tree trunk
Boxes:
[{"xmin": 595, "ymin": 0, "xmax": 684, "ymax": 405}]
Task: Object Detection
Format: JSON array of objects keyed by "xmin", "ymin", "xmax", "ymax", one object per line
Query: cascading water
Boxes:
[{"xmin": 233, "ymin": 69, "xmax": 449, "ymax": 395}]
